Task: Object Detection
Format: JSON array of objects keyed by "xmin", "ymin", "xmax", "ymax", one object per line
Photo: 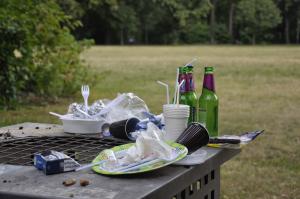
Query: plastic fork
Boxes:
[{"xmin": 81, "ymin": 85, "xmax": 90, "ymax": 111}]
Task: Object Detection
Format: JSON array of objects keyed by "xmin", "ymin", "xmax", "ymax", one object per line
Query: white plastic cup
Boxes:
[
  {"xmin": 162, "ymin": 111, "xmax": 189, "ymax": 116},
  {"xmin": 163, "ymin": 104, "xmax": 189, "ymax": 110},
  {"xmin": 163, "ymin": 104, "xmax": 190, "ymax": 141}
]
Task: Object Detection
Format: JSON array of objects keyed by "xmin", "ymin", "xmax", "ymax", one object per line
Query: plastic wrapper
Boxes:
[
  {"xmin": 135, "ymin": 113, "xmax": 164, "ymax": 130},
  {"xmin": 68, "ymin": 100, "xmax": 106, "ymax": 120},
  {"xmin": 207, "ymin": 130, "xmax": 264, "ymax": 149}
]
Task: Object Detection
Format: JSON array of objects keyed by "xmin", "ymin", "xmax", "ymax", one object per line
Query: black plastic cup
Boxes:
[
  {"xmin": 109, "ymin": 118, "xmax": 140, "ymax": 140},
  {"xmin": 176, "ymin": 122, "xmax": 209, "ymax": 154}
]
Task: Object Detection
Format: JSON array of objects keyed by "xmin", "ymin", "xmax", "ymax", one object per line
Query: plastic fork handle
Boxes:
[
  {"xmin": 116, "ymin": 158, "xmax": 160, "ymax": 173},
  {"xmin": 209, "ymin": 138, "xmax": 241, "ymax": 144},
  {"xmin": 76, "ymin": 160, "xmax": 104, "ymax": 171},
  {"xmin": 83, "ymin": 96, "xmax": 88, "ymax": 110}
]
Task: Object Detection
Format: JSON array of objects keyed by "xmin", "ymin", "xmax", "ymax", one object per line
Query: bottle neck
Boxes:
[
  {"xmin": 186, "ymin": 72, "xmax": 195, "ymax": 92},
  {"xmin": 203, "ymin": 73, "xmax": 215, "ymax": 92},
  {"xmin": 178, "ymin": 73, "xmax": 186, "ymax": 94}
]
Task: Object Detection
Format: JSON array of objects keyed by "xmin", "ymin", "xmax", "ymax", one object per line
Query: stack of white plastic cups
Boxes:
[{"xmin": 163, "ymin": 104, "xmax": 190, "ymax": 141}]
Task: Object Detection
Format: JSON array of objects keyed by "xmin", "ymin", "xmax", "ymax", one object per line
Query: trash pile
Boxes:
[
  {"xmin": 44, "ymin": 59, "xmax": 264, "ymax": 175},
  {"xmin": 68, "ymin": 93, "xmax": 149, "ymax": 122},
  {"xmin": 50, "ymin": 93, "xmax": 158, "ymax": 135}
]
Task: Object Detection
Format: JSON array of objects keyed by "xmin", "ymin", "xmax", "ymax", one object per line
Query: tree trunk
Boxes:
[
  {"xmin": 228, "ymin": 0, "xmax": 235, "ymax": 42},
  {"xmin": 144, "ymin": 24, "xmax": 148, "ymax": 44},
  {"xmin": 296, "ymin": 18, "xmax": 300, "ymax": 44},
  {"xmin": 105, "ymin": 30, "xmax": 111, "ymax": 44},
  {"xmin": 285, "ymin": 16, "xmax": 290, "ymax": 44},
  {"xmin": 210, "ymin": 0, "xmax": 218, "ymax": 44},
  {"xmin": 120, "ymin": 28, "xmax": 124, "ymax": 45},
  {"xmin": 252, "ymin": 34, "xmax": 256, "ymax": 45}
]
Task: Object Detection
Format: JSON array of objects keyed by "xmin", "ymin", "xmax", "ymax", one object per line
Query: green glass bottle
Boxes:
[
  {"xmin": 198, "ymin": 66, "xmax": 218, "ymax": 137},
  {"xmin": 179, "ymin": 66, "xmax": 198, "ymax": 123}
]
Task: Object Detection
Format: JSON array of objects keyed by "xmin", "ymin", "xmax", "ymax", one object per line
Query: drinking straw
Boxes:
[
  {"xmin": 176, "ymin": 80, "xmax": 185, "ymax": 106},
  {"xmin": 157, "ymin": 81, "xmax": 170, "ymax": 104},
  {"xmin": 173, "ymin": 68, "xmax": 179, "ymax": 104},
  {"xmin": 184, "ymin": 58, "xmax": 198, "ymax": 67}
]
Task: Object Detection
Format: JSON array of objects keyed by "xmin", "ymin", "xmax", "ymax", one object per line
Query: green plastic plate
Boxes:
[{"xmin": 92, "ymin": 142, "xmax": 188, "ymax": 175}]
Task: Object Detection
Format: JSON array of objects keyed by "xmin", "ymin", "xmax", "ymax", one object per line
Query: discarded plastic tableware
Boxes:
[
  {"xmin": 91, "ymin": 123, "xmax": 188, "ymax": 175},
  {"xmin": 176, "ymin": 80, "xmax": 185, "ymax": 106},
  {"xmin": 50, "ymin": 93, "xmax": 149, "ymax": 134},
  {"xmin": 157, "ymin": 81, "xmax": 170, "ymax": 104},
  {"xmin": 109, "ymin": 118, "xmax": 140, "ymax": 140},
  {"xmin": 49, "ymin": 112, "xmax": 64, "ymax": 118},
  {"xmin": 81, "ymin": 85, "xmax": 90, "ymax": 111},
  {"xmin": 184, "ymin": 58, "xmax": 198, "ymax": 67},
  {"xmin": 93, "ymin": 142, "xmax": 187, "ymax": 175},
  {"xmin": 176, "ymin": 122, "xmax": 210, "ymax": 154},
  {"xmin": 173, "ymin": 68, "xmax": 179, "ymax": 104},
  {"xmin": 163, "ymin": 104, "xmax": 189, "ymax": 142},
  {"xmin": 75, "ymin": 149, "xmax": 116, "ymax": 171}
]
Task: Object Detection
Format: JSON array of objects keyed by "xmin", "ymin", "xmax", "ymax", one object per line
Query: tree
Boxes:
[
  {"xmin": 236, "ymin": 0, "xmax": 281, "ymax": 44},
  {"xmin": 209, "ymin": 0, "xmax": 218, "ymax": 44},
  {"xmin": 112, "ymin": 1, "xmax": 139, "ymax": 45},
  {"xmin": 297, "ymin": 6, "xmax": 300, "ymax": 43},
  {"xmin": 275, "ymin": 0, "xmax": 300, "ymax": 43},
  {"xmin": 0, "ymin": 0, "xmax": 90, "ymax": 108},
  {"xmin": 227, "ymin": 0, "xmax": 241, "ymax": 42},
  {"xmin": 132, "ymin": 1, "xmax": 162, "ymax": 44},
  {"xmin": 158, "ymin": 0, "xmax": 211, "ymax": 44},
  {"xmin": 53, "ymin": 0, "xmax": 300, "ymax": 44}
]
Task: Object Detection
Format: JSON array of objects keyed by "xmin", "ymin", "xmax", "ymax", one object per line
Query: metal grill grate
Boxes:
[{"xmin": 0, "ymin": 136, "xmax": 130, "ymax": 166}]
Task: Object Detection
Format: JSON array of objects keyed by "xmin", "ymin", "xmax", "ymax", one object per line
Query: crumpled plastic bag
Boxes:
[{"xmin": 102, "ymin": 93, "xmax": 149, "ymax": 123}]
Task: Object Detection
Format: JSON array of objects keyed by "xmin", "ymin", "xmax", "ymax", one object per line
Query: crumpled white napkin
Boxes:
[{"xmin": 118, "ymin": 122, "xmax": 174, "ymax": 166}]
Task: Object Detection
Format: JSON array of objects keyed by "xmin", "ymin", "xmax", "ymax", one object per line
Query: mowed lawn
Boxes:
[{"xmin": 1, "ymin": 46, "xmax": 300, "ymax": 198}]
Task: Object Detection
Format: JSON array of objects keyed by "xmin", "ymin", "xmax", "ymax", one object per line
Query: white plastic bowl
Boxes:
[{"xmin": 59, "ymin": 114, "xmax": 108, "ymax": 134}]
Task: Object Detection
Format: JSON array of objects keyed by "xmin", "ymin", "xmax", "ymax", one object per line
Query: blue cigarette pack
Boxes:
[{"xmin": 34, "ymin": 150, "xmax": 80, "ymax": 175}]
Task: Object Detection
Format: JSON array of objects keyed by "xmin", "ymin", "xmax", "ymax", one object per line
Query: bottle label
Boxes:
[{"xmin": 198, "ymin": 108, "xmax": 207, "ymax": 127}]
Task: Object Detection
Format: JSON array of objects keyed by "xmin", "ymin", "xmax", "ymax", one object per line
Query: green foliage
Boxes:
[
  {"xmin": 0, "ymin": 0, "xmax": 92, "ymax": 109},
  {"xmin": 66, "ymin": 0, "xmax": 211, "ymax": 44},
  {"xmin": 214, "ymin": 23, "xmax": 231, "ymax": 44},
  {"xmin": 236, "ymin": 0, "xmax": 282, "ymax": 44},
  {"xmin": 181, "ymin": 23, "xmax": 210, "ymax": 43},
  {"xmin": 58, "ymin": 0, "xmax": 300, "ymax": 44}
]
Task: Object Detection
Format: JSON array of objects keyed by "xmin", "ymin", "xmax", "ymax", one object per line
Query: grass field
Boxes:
[{"xmin": 1, "ymin": 46, "xmax": 300, "ymax": 198}]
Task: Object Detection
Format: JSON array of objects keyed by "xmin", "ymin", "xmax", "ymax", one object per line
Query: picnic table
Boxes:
[{"xmin": 0, "ymin": 123, "xmax": 240, "ymax": 199}]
